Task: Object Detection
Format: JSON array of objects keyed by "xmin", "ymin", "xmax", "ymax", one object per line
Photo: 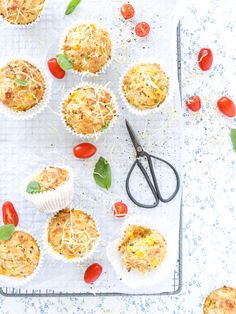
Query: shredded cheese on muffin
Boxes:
[
  {"xmin": 0, "ymin": 0, "xmax": 45, "ymax": 25},
  {"xmin": 34, "ymin": 167, "xmax": 69, "ymax": 192},
  {"xmin": 204, "ymin": 286, "xmax": 236, "ymax": 313},
  {"xmin": 0, "ymin": 231, "xmax": 40, "ymax": 278},
  {"xmin": 48, "ymin": 209, "xmax": 100, "ymax": 259},
  {"xmin": 62, "ymin": 23, "xmax": 112, "ymax": 74},
  {"xmin": 122, "ymin": 63, "xmax": 169, "ymax": 110},
  {"xmin": 118, "ymin": 225, "xmax": 167, "ymax": 272},
  {"xmin": 0, "ymin": 59, "xmax": 45, "ymax": 112},
  {"xmin": 62, "ymin": 86, "xmax": 117, "ymax": 135}
]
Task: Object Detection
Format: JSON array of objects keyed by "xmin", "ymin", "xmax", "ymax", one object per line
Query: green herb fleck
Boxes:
[
  {"xmin": 0, "ymin": 224, "xmax": 15, "ymax": 241},
  {"xmin": 65, "ymin": 0, "xmax": 81, "ymax": 15},
  {"xmin": 230, "ymin": 129, "xmax": 236, "ymax": 152},
  {"xmin": 26, "ymin": 181, "xmax": 41, "ymax": 194},
  {"xmin": 56, "ymin": 54, "xmax": 74, "ymax": 71},
  {"xmin": 93, "ymin": 156, "xmax": 111, "ymax": 190},
  {"xmin": 15, "ymin": 78, "xmax": 28, "ymax": 86},
  {"xmin": 101, "ymin": 123, "xmax": 110, "ymax": 131}
]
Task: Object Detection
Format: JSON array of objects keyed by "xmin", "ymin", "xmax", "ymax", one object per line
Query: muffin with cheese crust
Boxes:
[
  {"xmin": 61, "ymin": 23, "xmax": 112, "ymax": 75},
  {"xmin": 61, "ymin": 84, "xmax": 118, "ymax": 138},
  {"xmin": 46, "ymin": 208, "xmax": 100, "ymax": 262},
  {"xmin": 121, "ymin": 63, "xmax": 169, "ymax": 113},
  {"xmin": 0, "ymin": 0, "xmax": 46, "ymax": 25},
  {"xmin": 204, "ymin": 286, "xmax": 236, "ymax": 313},
  {"xmin": 0, "ymin": 230, "xmax": 41, "ymax": 285},
  {"xmin": 22, "ymin": 166, "xmax": 74, "ymax": 213}
]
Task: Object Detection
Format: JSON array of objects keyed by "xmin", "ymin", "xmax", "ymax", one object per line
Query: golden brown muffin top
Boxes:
[{"xmin": 204, "ymin": 286, "xmax": 236, "ymax": 314}]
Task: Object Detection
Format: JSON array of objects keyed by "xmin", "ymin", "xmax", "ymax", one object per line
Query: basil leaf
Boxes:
[
  {"xmin": 230, "ymin": 129, "xmax": 236, "ymax": 152},
  {"xmin": 15, "ymin": 78, "xmax": 28, "ymax": 86},
  {"xmin": 65, "ymin": 0, "xmax": 81, "ymax": 15},
  {"xmin": 0, "ymin": 224, "xmax": 15, "ymax": 241},
  {"xmin": 56, "ymin": 54, "xmax": 74, "ymax": 71},
  {"xmin": 26, "ymin": 181, "xmax": 41, "ymax": 194},
  {"xmin": 93, "ymin": 157, "xmax": 111, "ymax": 190}
]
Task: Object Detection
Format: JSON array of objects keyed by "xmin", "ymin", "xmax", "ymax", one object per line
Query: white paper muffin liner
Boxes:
[
  {"xmin": 0, "ymin": 0, "xmax": 47, "ymax": 29},
  {"xmin": 0, "ymin": 229, "xmax": 44, "ymax": 287},
  {"xmin": 60, "ymin": 82, "xmax": 119, "ymax": 139},
  {"xmin": 21, "ymin": 166, "xmax": 74, "ymax": 213},
  {"xmin": 0, "ymin": 56, "xmax": 51, "ymax": 120},
  {"xmin": 119, "ymin": 58, "xmax": 175, "ymax": 116},
  {"xmin": 43, "ymin": 208, "xmax": 101, "ymax": 263},
  {"xmin": 106, "ymin": 215, "xmax": 176, "ymax": 288},
  {"xmin": 58, "ymin": 20, "xmax": 113, "ymax": 77}
]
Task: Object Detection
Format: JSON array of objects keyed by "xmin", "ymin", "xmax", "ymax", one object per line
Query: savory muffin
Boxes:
[
  {"xmin": 122, "ymin": 63, "xmax": 169, "ymax": 111},
  {"xmin": 0, "ymin": 230, "xmax": 40, "ymax": 278},
  {"xmin": 62, "ymin": 86, "xmax": 117, "ymax": 135},
  {"xmin": 47, "ymin": 208, "xmax": 100, "ymax": 260},
  {"xmin": 0, "ymin": 0, "xmax": 45, "ymax": 25},
  {"xmin": 204, "ymin": 286, "xmax": 236, "ymax": 313},
  {"xmin": 0, "ymin": 59, "xmax": 45, "ymax": 112},
  {"xmin": 118, "ymin": 224, "xmax": 167, "ymax": 272},
  {"xmin": 27, "ymin": 166, "xmax": 69, "ymax": 193},
  {"xmin": 62, "ymin": 23, "xmax": 112, "ymax": 74}
]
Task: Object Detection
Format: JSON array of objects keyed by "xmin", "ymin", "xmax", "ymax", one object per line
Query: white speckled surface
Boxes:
[{"xmin": 0, "ymin": 0, "xmax": 236, "ymax": 313}]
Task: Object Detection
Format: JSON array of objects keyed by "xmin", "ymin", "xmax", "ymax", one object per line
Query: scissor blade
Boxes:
[{"xmin": 125, "ymin": 119, "xmax": 143, "ymax": 153}]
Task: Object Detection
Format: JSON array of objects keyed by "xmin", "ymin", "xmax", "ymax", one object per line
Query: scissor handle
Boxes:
[
  {"xmin": 148, "ymin": 154, "xmax": 180, "ymax": 203},
  {"xmin": 126, "ymin": 159, "xmax": 160, "ymax": 209}
]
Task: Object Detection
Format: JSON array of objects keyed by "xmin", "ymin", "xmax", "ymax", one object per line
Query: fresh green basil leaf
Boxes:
[
  {"xmin": 65, "ymin": 0, "xmax": 81, "ymax": 15},
  {"xmin": 56, "ymin": 54, "xmax": 74, "ymax": 71},
  {"xmin": 0, "ymin": 224, "xmax": 15, "ymax": 241},
  {"xmin": 93, "ymin": 157, "xmax": 111, "ymax": 190},
  {"xmin": 26, "ymin": 181, "xmax": 41, "ymax": 194},
  {"xmin": 15, "ymin": 78, "xmax": 28, "ymax": 86},
  {"xmin": 230, "ymin": 129, "xmax": 236, "ymax": 152}
]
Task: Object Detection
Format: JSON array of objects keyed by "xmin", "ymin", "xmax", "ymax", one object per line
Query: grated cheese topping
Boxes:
[
  {"xmin": 122, "ymin": 63, "xmax": 169, "ymax": 110},
  {"xmin": 118, "ymin": 224, "xmax": 167, "ymax": 273},
  {"xmin": 33, "ymin": 166, "xmax": 69, "ymax": 193},
  {"xmin": 0, "ymin": 0, "xmax": 45, "ymax": 25},
  {"xmin": 0, "ymin": 231, "xmax": 40, "ymax": 278},
  {"xmin": 204, "ymin": 286, "xmax": 236, "ymax": 314},
  {"xmin": 62, "ymin": 23, "xmax": 112, "ymax": 74},
  {"xmin": 0, "ymin": 59, "xmax": 45, "ymax": 112},
  {"xmin": 48, "ymin": 208, "xmax": 100, "ymax": 259},
  {"xmin": 62, "ymin": 86, "xmax": 117, "ymax": 135}
]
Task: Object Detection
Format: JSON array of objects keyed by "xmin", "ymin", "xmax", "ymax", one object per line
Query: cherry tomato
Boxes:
[
  {"xmin": 120, "ymin": 3, "xmax": 135, "ymax": 20},
  {"xmin": 2, "ymin": 201, "xmax": 19, "ymax": 227},
  {"xmin": 113, "ymin": 201, "xmax": 128, "ymax": 218},
  {"xmin": 47, "ymin": 58, "xmax": 65, "ymax": 79},
  {"xmin": 84, "ymin": 263, "xmax": 103, "ymax": 284},
  {"xmin": 217, "ymin": 96, "xmax": 236, "ymax": 118},
  {"xmin": 198, "ymin": 48, "xmax": 213, "ymax": 71},
  {"xmin": 135, "ymin": 22, "xmax": 150, "ymax": 37},
  {"xmin": 73, "ymin": 143, "xmax": 97, "ymax": 159},
  {"xmin": 186, "ymin": 95, "xmax": 201, "ymax": 112}
]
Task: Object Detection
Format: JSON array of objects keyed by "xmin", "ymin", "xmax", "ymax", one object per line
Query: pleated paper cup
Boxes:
[
  {"xmin": 58, "ymin": 20, "xmax": 113, "ymax": 77},
  {"xmin": 106, "ymin": 215, "xmax": 176, "ymax": 288},
  {"xmin": 0, "ymin": 0, "xmax": 47, "ymax": 29},
  {"xmin": 0, "ymin": 57, "xmax": 51, "ymax": 120},
  {"xmin": 60, "ymin": 82, "xmax": 119, "ymax": 139},
  {"xmin": 43, "ymin": 208, "xmax": 101, "ymax": 263},
  {"xmin": 119, "ymin": 58, "xmax": 175, "ymax": 116},
  {"xmin": 0, "ymin": 229, "xmax": 44, "ymax": 287},
  {"xmin": 21, "ymin": 166, "xmax": 74, "ymax": 213}
]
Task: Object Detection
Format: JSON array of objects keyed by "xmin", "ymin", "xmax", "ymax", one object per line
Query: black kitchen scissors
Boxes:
[{"xmin": 125, "ymin": 120, "xmax": 180, "ymax": 208}]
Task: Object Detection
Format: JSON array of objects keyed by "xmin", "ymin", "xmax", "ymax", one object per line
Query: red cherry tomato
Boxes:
[
  {"xmin": 2, "ymin": 201, "xmax": 19, "ymax": 227},
  {"xmin": 84, "ymin": 263, "xmax": 103, "ymax": 284},
  {"xmin": 47, "ymin": 58, "xmax": 65, "ymax": 79},
  {"xmin": 135, "ymin": 22, "xmax": 150, "ymax": 37},
  {"xmin": 186, "ymin": 95, "xmax": 201, "ymax": 112},
  {"xmin": 217, "ymin": 96, "xmax": 236, "ymax": 118},
  {"xmin": 198, "ymin": 48, "xmax": 213, "ymax": 71},
  {"xmin": 73, "ymin": 143, "xmax": 97, "ymax": 159},
  {"xmin": 120, "ymin": 3, "xmax": 135, "ymax": 20},
  {"xmin": 113, "ymin": 201, "xmax": 128, "ymax": 218}
]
